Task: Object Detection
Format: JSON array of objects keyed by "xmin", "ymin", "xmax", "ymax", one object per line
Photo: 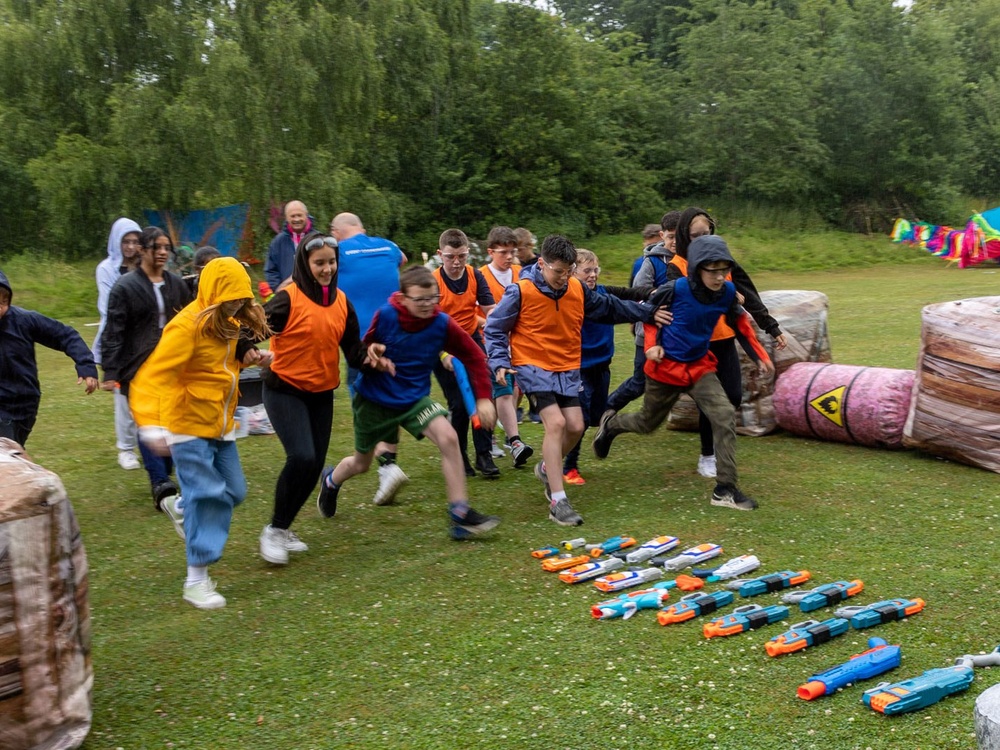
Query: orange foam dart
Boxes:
[{"xmin": 541, "ymin": 554, "xmax": 589, "ymax": 572}]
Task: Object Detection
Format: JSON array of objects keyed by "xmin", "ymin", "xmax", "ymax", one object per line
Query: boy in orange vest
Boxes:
[
  {"xmin": 484, "ymin": 235, "xmax": 668, "ymax": 526},
  {"xmin": 479, "ymin": 226, "xmax": 533, "ymax": 468},
  {"xmin": 432, "ymin": 229, "xmax": 499, "ymax": 478}
]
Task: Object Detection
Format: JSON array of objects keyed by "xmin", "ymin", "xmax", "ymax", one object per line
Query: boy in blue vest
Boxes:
[
  {"xmin": 316, "ymin": 266, "xmax": 500, "ymax": 539},
  {"xmin": 592, "ymin": 236, "xmax": 774, "ymax": 511}
]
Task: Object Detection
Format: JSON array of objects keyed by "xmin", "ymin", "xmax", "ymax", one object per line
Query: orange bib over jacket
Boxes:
[
  {"xmin": 668, "ymin": 255, "xmax": 735, "ymax": 341},
  {"xmin": 434, "ymin": 266, "xmax": 480, "ymax": 336},
  {"xmin": 479, "ymin": 263, "xmax": 520, "ymax": 307},
  {"xmin": 270, "ymin": 284, "xmax": 348, "ymax": 392},
  {"xmin": 510, "ymin": 277, "xmax": 585, "ymax": 372}
]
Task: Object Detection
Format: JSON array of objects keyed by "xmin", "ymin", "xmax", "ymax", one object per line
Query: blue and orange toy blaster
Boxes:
[
  {"xmin": 540, "ymin": 554, "xmax": 590, "ymax": 572},
  {"xmin": 588, "ymin": 535, "xmax": 636, "ymax": 558},
  {"xmin": 703, "ymin": 603, "xmax": 789, "ymax": 639},
  {"xmin": 782, "ymin": 580, "xmax": 864, "ymax": 612},
  {"xmin": 445, "ymin": 354, "xmax": 481, "ymax": 429},
  {"xmin": 592, "ymin": 584, "xmax": 672, "ymax": 620},
  {"xmin": 559, "ymin": 557, "xmax": 623, "ymax": 584},
  {"xmin": 765, "ymin": 617, "xmax": 849, "ymax": 657},
  {"xmin": 797, "ymin": 637, "xmax": 901, "ymax": 700},
  {"xmin": 862, "ymin": 647, "xmax": 1000, "ymax": 715},
  {"xmin": 531, "ymin": 545, "xmax": 560, "ymax": 559},
  {"xmin": 727, "ymin": 570, "xmax": 811, "ymax": 598},
  {"xmin": 835, "ymin": 598, "xmax": 926, "ymax": 629},
  {"xmin": 657, "ymin": 590, "xmax": 734, "ymax": 626}
]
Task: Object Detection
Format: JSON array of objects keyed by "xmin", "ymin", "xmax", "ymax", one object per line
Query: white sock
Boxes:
[
  {"xmin": 186, "ymin": 565, "xmax": 208, "ymax": 586},
  {"xmin": 551, "ymin": 490, "xmax": 567, "ymax": 503}
]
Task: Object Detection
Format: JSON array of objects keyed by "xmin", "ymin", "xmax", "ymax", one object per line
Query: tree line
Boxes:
[{"xmin": 0, "ymin": 0, "xmax": 996, "ymax": 259}]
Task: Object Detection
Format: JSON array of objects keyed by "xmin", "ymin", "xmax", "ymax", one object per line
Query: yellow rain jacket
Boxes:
[{"xmin": 130, "ymin": 257, "xmax": 253, "ymax": 441}]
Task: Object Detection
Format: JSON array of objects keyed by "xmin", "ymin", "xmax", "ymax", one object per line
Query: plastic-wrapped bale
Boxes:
[
  {"xmin": 0, "ymin": 439, "xmax": 91, "ymax": 750},
  {"xmin": 773, "ymin": 363, "xmax": 914, "ymax": 448},
  {"xmin": 903, "ymin": 296, "xmax": 1000, "ymax": 473},
  {"xmin": 667, "ymin": 290, "xmax": 832, "ymax": 436}
]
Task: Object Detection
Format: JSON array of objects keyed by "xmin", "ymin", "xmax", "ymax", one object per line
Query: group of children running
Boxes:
[{"xmin": 0, "ymin": 207, "xmax": 787, "ymax": 610}]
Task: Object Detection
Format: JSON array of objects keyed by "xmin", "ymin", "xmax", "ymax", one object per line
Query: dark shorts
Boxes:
[
  {"xmin": 352, "ymin": 394, "xmax": 448, "ymax": 453},
  {"xmin": 527, "ymin": 391, "xmax": 581, "ymax": 412}
]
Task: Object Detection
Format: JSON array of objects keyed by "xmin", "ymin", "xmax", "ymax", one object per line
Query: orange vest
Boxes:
[
  {"xmin": 479, "ymin": 263, "xmax": 520, "ymax": 306},
  {"xmin": 510, "ymin": 277, "xmax": 585, "ymax": 372},
  {"xmin": 434, "ymin": 266, "xmax": 480, "ymax": 335},
  {"xmin": 270, "ymin": 284, "xmax": 348, "ymax": 392},
  {"xmin": 668, "ymin": 255, "xmax": 735, "ymax": 341}
]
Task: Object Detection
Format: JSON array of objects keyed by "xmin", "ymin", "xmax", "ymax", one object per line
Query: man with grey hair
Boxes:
[{"xmin": 264, "ymin": 200, "xmax": 313, "ymax": 289}]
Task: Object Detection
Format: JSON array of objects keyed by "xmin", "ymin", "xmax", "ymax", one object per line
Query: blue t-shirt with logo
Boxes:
[{"xmin": 337, "ymin": 233, "xmax": 406, "ymax": 334}]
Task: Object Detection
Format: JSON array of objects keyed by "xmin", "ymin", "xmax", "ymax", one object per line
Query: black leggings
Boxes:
[
  {"xmin": 263, "ymin": 383, "xmax": 334, "ymax": 530},
  {"xmin": 699, "ymin": 338, "xmax": 742, "ymax": 456}
]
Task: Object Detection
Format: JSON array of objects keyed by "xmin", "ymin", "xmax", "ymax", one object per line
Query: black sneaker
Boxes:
[
  {"xmin": 152, "ymin": 480, "xmax": 178, "ymax": 512},
  {"xmin": 463, "ymin": 455, "xmax": 476, "ymax": 478},
  {"xmin": 475, "ymin": 452, "xmax": 501, "ymax": 480},
  {"xmin": 549, "ymin": 498, "xmax": 584, "ymax": 526},
  {"xmin": 449, "ymin": 506, "xmax": 501, "ymax": 539},
  {"xmin": 510, "ymin": 439, "xmax": 534, "ymax": 469},
  {"xmin": 592, "ymin": 409, "xmax": 618, "ymax": 460},
  {"xmin": 711, "ymin": 484, "xmax": 759, "ymax": 511},
  {"xmin": 316, "ymin": 468, "xmax": 340, "ymax": 518}
]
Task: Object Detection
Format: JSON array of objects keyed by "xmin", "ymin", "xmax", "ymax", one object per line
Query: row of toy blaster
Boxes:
[
  {"xmin": 565, "ymin": 542, "xmax": 738, "ymax": 586},
  {"xmin": 534, "ymin": 534, "xmax": 675, "ymax": 565}
]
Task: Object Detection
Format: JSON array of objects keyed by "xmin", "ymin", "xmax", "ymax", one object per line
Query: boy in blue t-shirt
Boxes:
[{"xmin": 316, "ymin": 266, "xmax": 501, "ymax": 540}]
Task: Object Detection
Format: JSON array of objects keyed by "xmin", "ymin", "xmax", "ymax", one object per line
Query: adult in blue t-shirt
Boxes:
[{"xmin": 331, "ymin": 212, "xmax": 409, "ymax": 505}]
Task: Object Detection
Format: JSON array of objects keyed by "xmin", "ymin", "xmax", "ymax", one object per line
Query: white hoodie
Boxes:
[{"xmin": 93, "ymin": 217, "xmax": 142, "ymax": 365}]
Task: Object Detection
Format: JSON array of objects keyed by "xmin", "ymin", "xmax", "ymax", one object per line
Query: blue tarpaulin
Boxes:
[{"xmin": 142, "ymin": 203, "xmax": 250, "ymax": 258}]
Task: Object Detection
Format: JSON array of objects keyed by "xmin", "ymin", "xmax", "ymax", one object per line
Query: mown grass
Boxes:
[{"xmin": 12, "ymin": 234, "xmax": 1000, "ymax": 749}]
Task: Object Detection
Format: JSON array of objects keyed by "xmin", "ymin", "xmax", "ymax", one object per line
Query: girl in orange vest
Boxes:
[{"xmin": 259, "ymin": 231, "xmax": 373, "ymax": 566}]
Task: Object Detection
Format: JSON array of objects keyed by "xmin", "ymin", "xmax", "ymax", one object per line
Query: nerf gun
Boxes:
[
  {"xmin": 650, "ymin": 543, "xmax": 722, "ymax": 572},
  {"xmin": 691, "ymin": 555, "xmax": 761, "ymax": 583},
  {"xmin": 562, "ymin": 537, "xmax": 586, "ymax": 551},
  {"xmin": 624, "ymin": 535, "xmax": 680, "ymax": 564},
  {"xmin": 726, "ymin": 570, "xmax": 811, "ymax": 598},
  {"xmin": 863, "ymin": 646, "xmax": 1000, "ymax": 715},
  {"xmin": 258, "ymin": 281, "xmax": 275, "ymax": 302},
  {"xmin": 541, "ymin": 554, "xmax": 590, "ymax": 572},
  {"xmin": 445, "ymin": 354, "xmax": 481, "ymax": 429},
  {"xmin": 835, "ymin": 598, "xmax": 926, "ymax": 629},
  {"xmin": 657, "ymin": 591, "xmax": 734, "ymax": 626},
  {"xmin": 594, "ymin": 567, "xmax": 662, "ymax": 592},
  {"xmin": 782, "ymin": 580, "xmax": 864, "ymax": 612},
  {"xmin": 531, "ymin": 537, "xmax": 587, "ymax": 558},
  {"xmin": 765, "ymin": 617, "xmax": 849, "ymax": 657},
  {"xmin": 703, "ymin": 603, "xmax": 789, "ymax": 639},
  {"xmin": 592, "ymin": 583, "xmax": 672, "ymax": 620},
  {"xmin": 587, "ymin": 535, "xmax": 636, "ymax": 557},
  {"xmin": 797, "ymin": 637, "xmax": 901, "ymax": 700},
  {"xmin": 559, "ymin": 557, "xmax": 623, "ymax": 584}
]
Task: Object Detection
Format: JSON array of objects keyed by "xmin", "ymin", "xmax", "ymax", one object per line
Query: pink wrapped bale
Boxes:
[
  {"xmin": 903, "ymin": 296, "xmax": 1000, "ymax": 473},
  {"xmin": 668, "ymin": 290, "xmax": 832, "ymax": 436},
  {"xmin": 773, "ymin": 363, "xmax": 915, "ymax": 448},
  {"xmin": 0, "ymin": 439, "xmax": 92, "ymax": 750}
]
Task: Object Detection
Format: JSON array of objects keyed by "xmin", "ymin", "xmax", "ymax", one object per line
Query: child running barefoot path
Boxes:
[
  {"xmin": 130, "ymin": 257, "xmax": 272, "ymax": 609},
  {"xmin": 484, "ymin": 235, "xmax": 668, "ymax": 527},
  {"xmin": 316, "ymin": 266, "xmax": 501, "ymax": 540}
]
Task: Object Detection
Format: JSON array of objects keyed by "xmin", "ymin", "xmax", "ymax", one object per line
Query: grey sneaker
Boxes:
[
  {"xmin": 162, "ymin": 494, "xmax": 186, "ymax": 540},
  {"xmin": 534, "ymin": 461, "xmax": 551, "ymax": 501},
  {"xmin": 592, "ymin": 409, "xmax": 618, "ymax": 459},
  {"xmin": 490, "ymin": 438, "xmax": 505, "ymax": 458},
  {"xmin": 711, "ymin": 485, "xmax": 759, "ymax": 511},
  {"xmin": 510, "ymin": 439, "xmax": 534, "ymax": 468},
  {"xmin": 285, "ymin": 529, "xmax": 308, "ymax": 553},
  {"xmin": 449, "ymin": 506, "xmax": 501, "ymax": 540},
  {"xmin": 549, "ymin": 498, "xmax": 584, "ymax": 527},
  {"xmin": 373, "ymin": 463, "xmax": 408, "ymax": 505},
  {"xmin": 259, "ymin": 525, "xmax": 289, "ymax": 565}
]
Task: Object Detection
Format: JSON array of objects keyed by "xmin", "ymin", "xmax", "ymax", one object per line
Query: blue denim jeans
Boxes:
[
  {"xmin": 138, "ymin": 439, "xmax": 173, "ymax": 486},
  {"xmin": 170, "ymin": 438, "xmax": 246, "ymax": 567}
]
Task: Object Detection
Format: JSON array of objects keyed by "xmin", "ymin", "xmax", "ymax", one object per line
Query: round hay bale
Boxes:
[
  {"xmin": 903, "ymin": 296, "xmax": 1000, "ymax": 473},
  {"xmin": 773, "ymin": 362, "xmax": 914, "ymax": 448}
]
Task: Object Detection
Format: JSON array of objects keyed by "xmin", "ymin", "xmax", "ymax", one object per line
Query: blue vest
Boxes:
[
  {"xmin": 580, "ymin": 285, "xmax": 615, "ymax": 368},
  {"xmin": 630, "ymin": 254, "xmax": 669, "ymax": 286},
  {"xmin": 659, "ymin": 278, "xmax": 736, "ymax": 363},
  {"xmin": 356, "ymin": 304, "xmax": 449, "ymax": 409}
]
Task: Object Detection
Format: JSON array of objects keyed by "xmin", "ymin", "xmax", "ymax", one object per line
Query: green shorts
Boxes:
[{"xmin": 352, "ymin": 393, "xmax": 448, "ymax": 454}]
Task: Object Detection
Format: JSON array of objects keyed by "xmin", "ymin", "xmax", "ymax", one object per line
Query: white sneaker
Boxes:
[
  {"xmin": 118, "ymin": 450, "xmax": 140, "ymax": 470},
  {"xmin": 183, "ymin": 578, "xmax": 226, "ymax": 609},
  {"xmin": 697, "ymin": 454, "xmax": 717, "ymax": 478},
  {"xmin": 285, "ymin": 529, "xmax": 308, "ymax": 553},
  {"xmin": 259, "ymin": 525, "xmax": 289, "ymax": 565},
  {"xmin": 490, "ymin": 438, "xmax": 505, "ymax": 458},
  {"xmin": 162, "ymin": 494, "xmax": 186, "ymax": 540},
  {"xmin": 373, "ymin": 463, "xmax": 408, "ymax": 506}
]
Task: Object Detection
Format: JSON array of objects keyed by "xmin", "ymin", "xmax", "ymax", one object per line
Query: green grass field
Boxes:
[{"xmin": 8, "ymin": 235, "xmax": 1000, "ymax": 749}]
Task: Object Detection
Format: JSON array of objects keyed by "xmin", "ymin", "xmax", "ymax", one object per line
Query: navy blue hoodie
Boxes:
[{"xmin": 0, "ymin": 270, "xmax": 98, "ymax": 421}]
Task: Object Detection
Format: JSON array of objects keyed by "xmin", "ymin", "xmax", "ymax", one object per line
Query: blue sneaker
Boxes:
[{"xmin": 449, "ymin": 507, "xmax": 501, "ymax": 540}]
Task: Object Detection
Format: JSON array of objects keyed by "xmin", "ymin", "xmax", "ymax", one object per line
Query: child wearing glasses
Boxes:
[
  {"xmin": 591, "ymin": 235, "xmax": 774, "ymax": 511},
  {"xmin": 479, "ymin": 226, "xmax": 534, "ymax": 469},
  {"xmin": 431, "ymin": 229, "xmax": 500, "ymax": 479},
  {"xmin": 484, "ymin": 235, "xmax": 667, "ymax": 527},
  {"xmin": 259, "ymin": 232, "xmax": 381, "ymax": 565},
  {"xmin": 317, "ymin": 265, "xmax": 501, "ymax": 540}
]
